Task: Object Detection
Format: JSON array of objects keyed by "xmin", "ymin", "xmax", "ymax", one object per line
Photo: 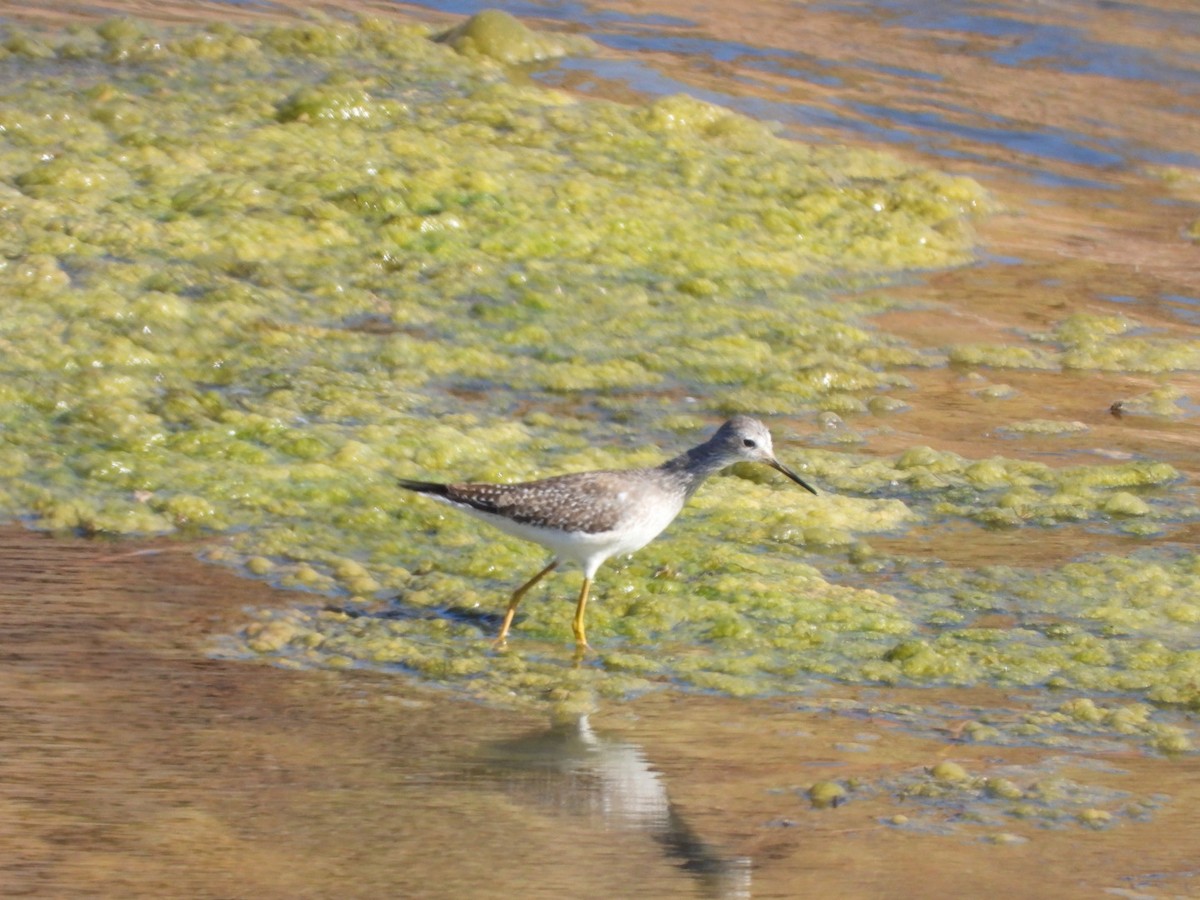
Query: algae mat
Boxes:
[{"xmin": 0, "ymin": 12, "xmax": 1198, "ymax": 748}]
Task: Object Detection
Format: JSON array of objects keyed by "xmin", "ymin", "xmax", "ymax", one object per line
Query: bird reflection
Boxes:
[{"xmin": 477, "ymin": 716, "xmax": 752, "ymax": 899}]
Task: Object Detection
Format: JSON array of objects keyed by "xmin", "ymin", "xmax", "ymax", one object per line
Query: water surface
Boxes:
[{"xmin": 1, "ymin": 1, "xmax": 1198, "ymax": 897}]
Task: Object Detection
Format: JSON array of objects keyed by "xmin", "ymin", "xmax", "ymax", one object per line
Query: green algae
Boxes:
[
  {"xmin": 0, "ymin": 21, "xmax": 980, "ymax": 552},
  {"xmin": 793, "ymin": 692, "xmax": 1192, "ymax": 761},
  {"xmin": 882, "ymin": 756, "xmax": 1160, "ymax": 836},
  {"xmin": 1111, "ymin": 384, "xmax": 1188, "ymax": 418},
  {"xmin": 972, "ymin": 381, "xmax": 1018, "ymax": 401},
  {"xmin": 776, "ymin": 718, "xmax": 1173, "ymax": 838},
  {"xmin": 949, "ymin": 312, "xmax": 1200, "ymax": 374},
  {"xmin": 435, "ymin": 9, "xmax": 596, "ymax": 64},
  {"xmin": 930, "ymin": 760, "xmax": 970, "ymax": 783},
  {"xmin": 996, "ymin": 419, "xmax": 1089, "ymax": 436},
  {"xmin": 889, "ymin": 552, "xmax": 1200, "ymax": 715},
  {"xmin": 807, "ymin": 780, "xmax": 848, "ymax": 808},
  {"xmin": 802, "ymin": 445, "xmax": 1183, "ymax": 533},
  {"xmin": 949, "ymin": 344, "xmax": 1059, "ymax": 370},
  {"xmin": 0, "ymin": 13, "xmax": 1197, "ymax": 731}
]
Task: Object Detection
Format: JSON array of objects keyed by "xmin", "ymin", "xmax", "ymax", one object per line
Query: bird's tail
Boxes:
[{"xmin": 397, "ymin": 478, "xmax": 451, "ymax": 496}]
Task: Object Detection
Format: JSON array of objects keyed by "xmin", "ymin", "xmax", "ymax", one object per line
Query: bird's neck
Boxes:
[{"xmin": 658, "ymin": 444, "xmax": 727, "ymax": 500}]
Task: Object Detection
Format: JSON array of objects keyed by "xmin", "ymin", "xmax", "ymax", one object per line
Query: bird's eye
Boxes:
[{"xmin": 742, "ymin": 438, "xmax": 756, "ymax": 448}]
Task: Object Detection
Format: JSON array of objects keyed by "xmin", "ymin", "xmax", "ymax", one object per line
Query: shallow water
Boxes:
[
  {"xmin": 7, "ymin": 525, "xmax": 1200, "ymax": 898},
  {"xmin": 1, "ymin": 0, "xmax": 1199, "ymax": 896}
]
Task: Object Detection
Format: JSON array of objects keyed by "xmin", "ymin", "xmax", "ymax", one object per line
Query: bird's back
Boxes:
[{"xmin": 420, "ymin": 467, "xmax": 686, "ymax": 537}]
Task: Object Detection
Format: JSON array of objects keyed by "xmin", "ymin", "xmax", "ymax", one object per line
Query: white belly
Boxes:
[{"xmin": 464, "ymin": 494, "xmax": 684, "ymax": 579}]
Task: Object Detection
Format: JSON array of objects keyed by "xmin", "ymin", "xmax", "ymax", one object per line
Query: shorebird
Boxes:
[{"xmin": 398, "ymin": 416, "xmax": 817, "ymax": 647}]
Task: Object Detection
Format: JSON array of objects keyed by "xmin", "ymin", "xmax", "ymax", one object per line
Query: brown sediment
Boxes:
[{"xmin": 6, "ymin": 524, "xmax": 1200, "ymax": 897}]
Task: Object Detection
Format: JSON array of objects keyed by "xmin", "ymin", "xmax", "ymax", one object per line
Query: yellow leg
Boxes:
[
  {"xmin": 572, "ymin": 577, "xmax": 592, "ymax": 648},
  {"xmin": 494, "ymin": 560, "xmax": 557, "ymax": 646}
]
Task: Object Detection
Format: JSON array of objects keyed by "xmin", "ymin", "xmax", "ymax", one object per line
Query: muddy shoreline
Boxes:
[{"xmin": 3, "ymin": 524, "xmax": 1198, "ymax": 897}]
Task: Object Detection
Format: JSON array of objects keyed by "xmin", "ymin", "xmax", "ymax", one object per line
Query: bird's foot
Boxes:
[{"xmin": 571, "ymin": 640, "xmax": 594, "ymax": 664}]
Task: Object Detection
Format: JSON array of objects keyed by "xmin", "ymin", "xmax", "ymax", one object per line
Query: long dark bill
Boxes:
[{"xmin": 768, "ymin": 458, "xmax": 818, "ymax": 495}]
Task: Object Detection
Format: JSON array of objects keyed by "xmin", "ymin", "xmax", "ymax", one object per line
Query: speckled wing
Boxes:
[{"xmin": 441, "ymin": 471, "xmax": 645, "ymax": 535}]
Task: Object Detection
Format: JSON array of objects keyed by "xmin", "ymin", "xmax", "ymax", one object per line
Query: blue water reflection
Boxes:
[
  {"xmin": 399, "ymin": 1, "xmax": 1200, "ymax": 195},
  {"xmin": 815, "ymin": 0, "xmax": 1200, "ymax": 83}
]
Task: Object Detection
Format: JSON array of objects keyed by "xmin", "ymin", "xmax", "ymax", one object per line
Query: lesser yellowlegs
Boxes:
[{"xmin": 398, "ymin": 416, "xmax": 817, "ymax": 647}]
